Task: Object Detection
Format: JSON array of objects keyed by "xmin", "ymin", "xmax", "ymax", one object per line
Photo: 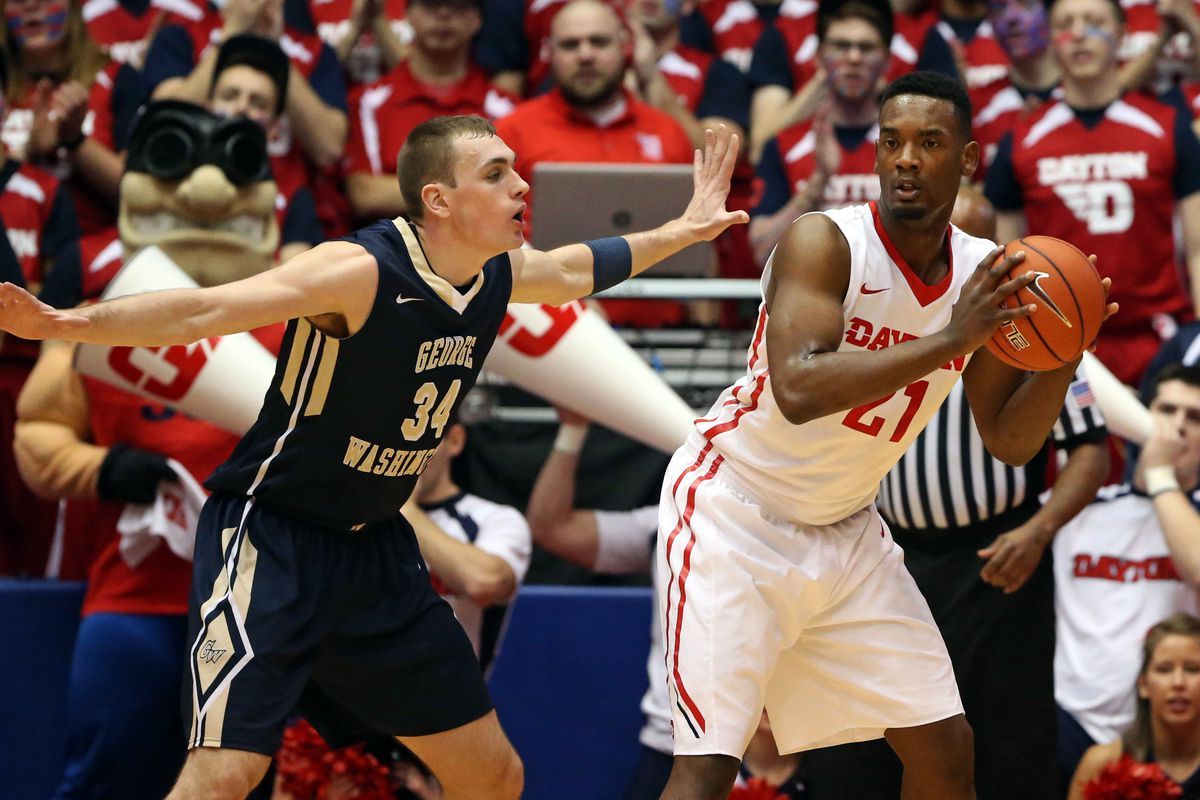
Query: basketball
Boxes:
[{"xmin": 984, "ymin": 236, "xmax": 1106, "ymax": 372}]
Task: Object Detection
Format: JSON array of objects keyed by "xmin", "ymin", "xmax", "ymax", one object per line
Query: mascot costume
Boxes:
[{"xmin": 13, "ymin": 99, "xmax": 282, "ymax": 800}]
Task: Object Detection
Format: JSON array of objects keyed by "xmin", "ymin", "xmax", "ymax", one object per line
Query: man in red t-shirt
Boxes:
[
  {"xmin": 82, "ymin": 0, "xmax": 207, "ymax": 67},
  {"xmin": 343, "ymin": 0, "xmax": 516, "ymax": 222},
  {"xmin": 496, "ymin": 0, "xmax": 694, "ymax": 326},
  {"xmin": 972, "ymin": 0, "xmax": 1060, "ymax": 172},
  {"xmin": 308, "ymin": 0, "xmax": 410, "ymax": 86},
  {"xmin": 746, "ymin": 0, "xmax": 953, "ymax": 160},
  {"xmin": 985, "ymin": 0, "xmax": 1200, "ymax": 386}
]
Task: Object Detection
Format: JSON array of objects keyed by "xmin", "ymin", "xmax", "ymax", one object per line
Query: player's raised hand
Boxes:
[
  {"xmin": 0, "ymin": 283, "xmax": 90, "ymax": 340},
  {"xmin": 944, "ymin": 246, "xmax": 1036, "ymax": 354},
  {"xmin": 679, "ymin": 125, "xmax": 750, "ymax": 242}
]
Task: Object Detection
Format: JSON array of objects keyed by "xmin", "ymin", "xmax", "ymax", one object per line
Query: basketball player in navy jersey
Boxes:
[
  {"xmin": 0, "ymin": 115, "xmax": 747, "ymax": 800},
  {"xmin": 655, "ymin": 71, "xmax": 1117, "ymax": 800}
]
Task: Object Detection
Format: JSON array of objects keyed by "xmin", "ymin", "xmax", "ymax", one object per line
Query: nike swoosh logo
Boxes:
[
  {"xmin": 396, "ymin": 294, "xmax": 423, "ymax": 304},
  {"xmin": 860, "ymin": 284, "xmax": 889, "ymax": 295},
  {"xmin": 1027, "ymin": 272, "xmax": 1072, "ymax": 328}
]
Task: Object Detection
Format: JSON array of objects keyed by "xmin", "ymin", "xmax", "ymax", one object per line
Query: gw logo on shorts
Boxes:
[{"xmin": 200, "ymin": 640, "xmax": 229, "ymax": 664}]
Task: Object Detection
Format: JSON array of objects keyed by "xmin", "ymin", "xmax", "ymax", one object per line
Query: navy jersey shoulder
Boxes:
[{"xmin": 206, "ymin": 219, "xmax": 513, "ymax": 528}]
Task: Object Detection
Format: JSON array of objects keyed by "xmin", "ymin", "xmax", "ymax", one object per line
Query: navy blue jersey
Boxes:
[{"xmin": 206, "ymin": 219, "xmax": 513, "ymax": 528}]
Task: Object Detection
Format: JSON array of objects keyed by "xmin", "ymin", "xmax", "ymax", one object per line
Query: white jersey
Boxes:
[
  {"xmin": 594, "ymin": 506, "xmax": 673, "ymax": 756},
  {"xmin": 1054, "ymin": 486, "xmax": 1200, "ymax": 744},
  {"xmin": 423, "ymin": 492, "xmax": 532, "ymax": 670},
  {"xmin": 695, "ymin": 202, "xmax": 995, "ymax": 525}
]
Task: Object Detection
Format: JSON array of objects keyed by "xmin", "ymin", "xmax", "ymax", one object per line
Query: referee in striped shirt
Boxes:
[{"xmin": 802, "ymin": 369, "xmax": 1109, "ymax": 800}]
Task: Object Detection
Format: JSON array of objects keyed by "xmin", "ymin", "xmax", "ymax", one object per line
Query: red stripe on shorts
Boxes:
[{"xmin": 665, "ymin": 446, "xmax": 723, "ymax": 734}]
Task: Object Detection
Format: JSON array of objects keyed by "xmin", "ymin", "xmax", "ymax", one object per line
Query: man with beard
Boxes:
[
  {"xmin": 749, "ymin": 0, "xmax": 890, "ymax": 266},
  {"xmin": 495, "ymin": 0, "xmax": 694, "ymax": 327},
  {"xmin": 493, "ymin": 0, "xmax": 693, "ymax": 226}
]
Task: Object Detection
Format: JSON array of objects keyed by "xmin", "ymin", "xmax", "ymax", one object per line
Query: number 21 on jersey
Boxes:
[{"xmin": 841, "ymin": 380, "xmax": 929, "ymax": 442}]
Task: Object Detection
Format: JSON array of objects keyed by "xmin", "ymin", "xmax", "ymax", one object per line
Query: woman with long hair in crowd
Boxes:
[
  {"xmin": 1, "ymin": 0, "xmax": 107, "ymax": 160},
  {"xmin": 0, "ymin": 0, "xmax": 128, "ymax": 237},
  {"xmin": 1069, "ymin": 612, "xmax": 1200, "ymax": 799}
]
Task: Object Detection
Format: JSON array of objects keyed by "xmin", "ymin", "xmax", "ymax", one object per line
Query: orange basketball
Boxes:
[{"xmin": 984, "ymin": 236, "xmax": 1106, "ymax": 372}]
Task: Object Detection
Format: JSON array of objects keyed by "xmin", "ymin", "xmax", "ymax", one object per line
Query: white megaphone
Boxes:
[
  {"xmin": 486, "ymin": 302, "xmax": 694, "ymax": 453},
  {"xmin": 74, "ymin": 249, "xmax": 697, "ymax": 450},
  {"xmin": 74, "ymin": 246, "xmax": 274, "ymax": 435}
]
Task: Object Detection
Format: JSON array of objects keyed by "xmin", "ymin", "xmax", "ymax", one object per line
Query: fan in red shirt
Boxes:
[
  {"xmin": 344, "ymin": 0, "xmax": 517, "ymax": 222},
  {"xmin": 1118, "ymin": 0, "xmax": 1200, "ymax": 93},
  {"xmin": 985, "ymin": 0, "xmax": 1200, "ymax": 386},
  {"xmin": 746, "ymin": 0, "xmax": 953, "ymax": 159},
  {"xmin": 972, "ymin": 0, "xmax": 1060, "ymax": 173},
  {"xmin": 0, "ymin": 67, "xmax": 81, "ymax": 575},
  {"xmin": 750, "ymin": 0, "xmax": 888, "ymax": 265},
  {"xmin": 934, "ymin": 0, "xmax": 1013, "ymax": 152},
  {"xmin": 625, "ymin": 0, "xmax": 756, "ymax": 289},
  {"xmin": 307, "ymin": 0, "xmax": 409, "ymax": 86},
  {"xmin": 686, "ymin": 0, "xmax": 766, "ymax": 72},
  {"xmin": 82, "ymin": 0, "xmax": 206, "ymax": 67},
  {"xmin": 496, "ymin": 0, "xmax": 695, "ymax": 326}
]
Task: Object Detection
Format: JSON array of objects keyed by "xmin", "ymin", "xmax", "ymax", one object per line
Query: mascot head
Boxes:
[{"xmin": 119, "ymin": 99, "xmax": 280, "ymax": 286}]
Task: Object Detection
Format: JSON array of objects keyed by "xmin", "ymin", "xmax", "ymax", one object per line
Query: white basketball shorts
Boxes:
[{"xmin": 656, "ymin": 433, "xmax": 963, "ymax": 758}]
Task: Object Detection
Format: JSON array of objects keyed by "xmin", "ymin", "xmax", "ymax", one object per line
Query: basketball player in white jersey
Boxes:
[{"xmin": 656, "ymin": 71, "xmax": 1117, "ymax": 800}]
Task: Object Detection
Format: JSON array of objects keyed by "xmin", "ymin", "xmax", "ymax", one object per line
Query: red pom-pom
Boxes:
[
  {"xmin": 728, "ymin": 776, "xmax": 790, "ymax": 800},
  {"xmin": 274, "ymin": 719, "xmax": 398, "ymax": 799},
  {"xmin": 1083, "ymin": 754, "xmax": 1184, "ymax": 800}
]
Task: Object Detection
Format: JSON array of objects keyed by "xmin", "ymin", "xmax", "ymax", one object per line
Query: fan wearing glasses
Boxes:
[{"xmin": 748, "ymin": 0, "xmax": 890, "ymax": 267}]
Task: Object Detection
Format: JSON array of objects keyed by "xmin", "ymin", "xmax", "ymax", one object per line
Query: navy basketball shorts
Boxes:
[{"xmin": 184, "ymin": 493, "xmax": 493, "ymax": 755}]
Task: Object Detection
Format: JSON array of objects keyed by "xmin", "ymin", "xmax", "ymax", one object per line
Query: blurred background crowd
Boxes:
[{"xmin": 2, "ymin": 0, "xmax": 1200, "ymax": 795}]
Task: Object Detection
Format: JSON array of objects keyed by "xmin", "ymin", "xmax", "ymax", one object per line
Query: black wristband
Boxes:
[{"xmin": 584, "ymin": 236, "xmax": 633, "ymax": 295}]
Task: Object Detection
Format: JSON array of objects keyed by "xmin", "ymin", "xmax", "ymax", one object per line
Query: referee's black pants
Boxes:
[{"xmin": 801, "ymin": 507, "xmax": 1058, "ymax": 800}]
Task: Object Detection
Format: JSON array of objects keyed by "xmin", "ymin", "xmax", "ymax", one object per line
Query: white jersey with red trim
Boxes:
[
  {"xmin": 695, "ymin": 202, "xmax": 994, "ymax": 526},
  {"xmin": 1054, "ymin": 486, "xmax": 1200, "ymax": 744}
]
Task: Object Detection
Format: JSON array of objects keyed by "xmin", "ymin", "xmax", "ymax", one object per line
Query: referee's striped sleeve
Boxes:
[
  {"xmin": 1052, "ymin": 366, "xmax": 1108, "ymax": 448},
  {"xmin": 879, "ymin": 366, "xmax": 1106, "ymax": 531}
]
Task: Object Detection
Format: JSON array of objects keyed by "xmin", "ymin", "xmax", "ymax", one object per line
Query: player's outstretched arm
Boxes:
[
  {"xmin": 964, "ymin": 266, "xmax": 1118, "ymax": 466},
  {"xmin": 0, "ymin": 241, "xmax": 378, "ymax": 347},
  {"xmin": 764, "ymin": 215, "xmax": 1032, "ymax": 425},
  {"xmin": 508, "ymin": 125, "xmax": 750, "ymax": 305}
]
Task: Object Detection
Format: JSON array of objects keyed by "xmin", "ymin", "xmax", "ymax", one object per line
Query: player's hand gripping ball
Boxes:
[{"xmin": 984, "ymin": 236, "xmax": 1106, "ymax": 371}]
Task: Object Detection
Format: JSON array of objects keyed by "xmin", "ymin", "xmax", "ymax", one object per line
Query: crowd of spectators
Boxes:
[{"xmin": 3, "ymin": 0, "xmax": 1200, "ymax": 795}]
